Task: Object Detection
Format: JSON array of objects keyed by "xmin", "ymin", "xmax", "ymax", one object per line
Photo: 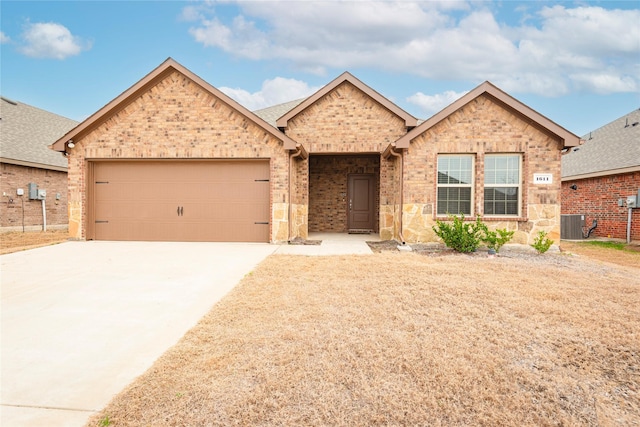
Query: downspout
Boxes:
[
  {"xmin": 627, "ymin": 206, "xmax": 633, "ymax": 244},
  {"xmin": 386, "ymin": 145, "xmax": 406, "ymax": 245},
  {"xmin": 41, "ymin": 199, "xmax": 47, "ymax": 232},
  {"xmin": 288, "ymin": 144, "xmax": 304, "ymax": 242}
]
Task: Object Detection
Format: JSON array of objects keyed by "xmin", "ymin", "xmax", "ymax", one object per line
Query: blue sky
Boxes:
[{"xmin": 1, "ymin": 0, "xmax": 639, "ymax": 137}]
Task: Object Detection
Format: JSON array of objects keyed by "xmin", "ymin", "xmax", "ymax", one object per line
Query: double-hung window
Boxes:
[
  {"xmin": 437, "ymin": 155, "xmax": 474, "ymax": 215},
  {"xmin": 484, "ymin": 154, "xmax": 521, "ymax": 216}
]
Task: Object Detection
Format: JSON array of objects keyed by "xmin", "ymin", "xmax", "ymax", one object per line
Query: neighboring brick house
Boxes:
[
  {"xmin": 1, "ymin": 97, "xmax": 78, "ymax": 231},
  {"xmin": 561, "ymin": 109, "xmax": 640, "ymax": 241},
  {"xmin": 51, "ymin": 58, "xmax": 581, "ymax": 244}
]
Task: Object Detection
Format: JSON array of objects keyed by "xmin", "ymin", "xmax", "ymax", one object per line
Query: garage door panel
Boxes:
[{"xmin": 93, "ymin": 161, "xmax": 270, "ymax": 242}]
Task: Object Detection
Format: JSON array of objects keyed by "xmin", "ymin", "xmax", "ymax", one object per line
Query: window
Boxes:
[
  {"xmin": 437, "ymin": 155, "xmax": 473, "ymax": 215},
  {"xmin": 484, "ymin": 154, "xmax": 521, "ymax": 216}
]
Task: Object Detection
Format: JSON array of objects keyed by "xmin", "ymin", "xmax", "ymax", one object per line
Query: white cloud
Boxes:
[
  {"xmin": 220, "ymin": 77, "xmax": 320, "ymax": 110},
  {"xmin": 19, "ymin": 22, "xmax": 90, "ymax": 59},
  {"xmin": 407, "ymin": 90, "xmax": 469, "ymax": 116},
  {"xmin": 0, "ymin": 31, "xmax": 10, "ymax": 44},
  {"xmin": 184, "ymin": 1, "xmax": 640, "ymax": 96}
]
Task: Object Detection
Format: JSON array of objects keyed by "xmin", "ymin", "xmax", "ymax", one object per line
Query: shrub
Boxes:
[
  {"xmin": 482, "ymin": 228, "xmax": 515, "ymax": 253},
  {"xmin": 432, "ymin": 214, "xmax": 485, "ymax": 253},
  {"xmin": 531, "ymin": 230, "xmax": 553, "ymax": 254}
]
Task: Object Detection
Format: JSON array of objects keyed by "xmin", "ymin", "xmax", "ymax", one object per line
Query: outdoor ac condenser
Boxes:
[{"xmin": 561, "ymin": 214, "xmax": 585, "ymax": 240}]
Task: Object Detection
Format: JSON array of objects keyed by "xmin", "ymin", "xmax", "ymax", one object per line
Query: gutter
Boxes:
[
  {"xmin": 288, "ymin": 144, "xmax": 307, "ymax": 242},
  {"xmin": 382, "ymin": 143, "xmax": 406, "ymax": 245}
]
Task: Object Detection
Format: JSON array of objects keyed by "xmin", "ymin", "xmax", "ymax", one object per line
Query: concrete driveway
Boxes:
[{"xmin": 1, "ymin": 241, "xmax": 277, "ymax": 427}]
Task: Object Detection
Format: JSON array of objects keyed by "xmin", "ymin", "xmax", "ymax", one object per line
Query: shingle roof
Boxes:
[
  {"xmin": 253, "ymin": 98, "xmax": 306, "ymax": 127},
  {"xmin": 562, "ymin": 108, "xmax": 640, "ymax": 179},
  {"xmin": 0, "ymin": 97, "xmax": 78, "ymax": 170}
]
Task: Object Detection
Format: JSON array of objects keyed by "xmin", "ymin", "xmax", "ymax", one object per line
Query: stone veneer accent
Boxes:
[
  {"xmin": 283, "ymin": 81, "xmax": 407, "ymax": 238},
  {"xmin": 308, "ymin": 155, "xmax": 380, "ymax": 233},
  {"xmin": 62, "ymin": 64, "xmax": 569, "ymax": 245},
  {"xmin": 67, "ymin": 71, "xmax": 290, "ymax": 242},
  {"xmin": 401, "ymin": 94, "xmax": 563, "ymax": 244}
]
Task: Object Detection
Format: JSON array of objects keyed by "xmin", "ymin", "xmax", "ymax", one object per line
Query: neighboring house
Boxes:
[
  {"xmin": 561, "ymin": 109, "xmax": 640, "ymax": 241},
  {"xmin": 51, "ymin": 58, "xmax": 581, "ymax": 244},
  {"xmin": 0, "ymin": 97, "xmax": 78, "ymax": 231}
]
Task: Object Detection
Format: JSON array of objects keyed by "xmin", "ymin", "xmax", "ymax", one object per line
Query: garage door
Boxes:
[{"xmin": 91, "ymin": 161, "xmax": 270, "ymax": 242}]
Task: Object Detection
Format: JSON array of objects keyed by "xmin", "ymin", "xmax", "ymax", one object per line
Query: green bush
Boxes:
[
  {"xmin": 432, "ymin": 214, "xmax": 485, "ymax": 253},
  {"xmin": 482, "ymin": 228, "xmax": 515, "ymax": 252},
  {"xmin": 531, "ymin": 230, "xmax": 553, "ymax": 254}
]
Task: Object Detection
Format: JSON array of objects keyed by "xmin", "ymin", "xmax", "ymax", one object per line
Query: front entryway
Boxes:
[{"xmin": 308, "ymin": 155, "xmax": 380, "ymax": 233}]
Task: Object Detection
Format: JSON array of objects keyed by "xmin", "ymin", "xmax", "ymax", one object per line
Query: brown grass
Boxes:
[
  {"xmin": 0, "ymin": 229, "xmax": 69, "ymax": 255},
  {"xmin": 87, "ymin": 251, "xmax": 640, "ymax": 426}
]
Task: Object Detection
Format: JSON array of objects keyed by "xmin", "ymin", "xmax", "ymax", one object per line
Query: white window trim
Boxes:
[
  {"xmin": 436, "ymin": 154, "xmax": 475, "ymax": 217},
  {"xmin": 483, "ymin": 154, "xmax": 522, "ymax": 218}
]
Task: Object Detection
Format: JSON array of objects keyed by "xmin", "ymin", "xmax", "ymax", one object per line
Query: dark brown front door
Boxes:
[{"xmin": 348, "ymin": 174, "xmax": 375, "ymax": 231}]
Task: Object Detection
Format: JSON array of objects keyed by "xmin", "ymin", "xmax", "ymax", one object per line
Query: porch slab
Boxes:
[{"xmin": 275, "ymin": 233, "xmax": 378, "ymax": 255}]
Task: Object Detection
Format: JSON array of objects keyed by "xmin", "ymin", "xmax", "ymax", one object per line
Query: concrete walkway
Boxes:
[{"xmin": 274, "ymin": 232, "xmax": 378, "ymax": 255}]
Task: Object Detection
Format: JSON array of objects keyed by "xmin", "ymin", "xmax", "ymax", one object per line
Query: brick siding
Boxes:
[
  {"xmin": 67, "ymin": 71, "xmax": 289, "ymax": 241},
  {"xmin": 561, "ymin": 171, "xmax": 640, "ymax": 241},
  {"xmin": 308, "ymin": 155, "xmax": 380, "ymax": 232},
  {"xmin": 401, "ymin": 94, "xmax": 563, "ymax": 243},
  {"xmin": 1, "ymin": 163, "xmax": 68, "ymax": 230},
  {"xmin": 284, "ymin": 81, "xmax": 407, "ymax": 237},
  {"xmin": 63, "ymin": 66, "xmax": 568, "ymax": 244}
]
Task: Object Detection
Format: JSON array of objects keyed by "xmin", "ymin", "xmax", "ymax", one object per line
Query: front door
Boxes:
[{"xmin": 347, "ymin": 174, "xmax": 375, "ymax": 231}]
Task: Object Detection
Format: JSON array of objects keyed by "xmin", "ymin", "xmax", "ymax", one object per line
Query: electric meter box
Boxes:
[
  {"xmin": 28, "ymin": 183, "xmax": 38, "ymax": 200},
  {"xmin": 37, "ymin": 189, "xmax": 47, "ymax": 200},
  {"xmin": 627, "ymin": 195, "xmax": 637, "ymax": 208}
]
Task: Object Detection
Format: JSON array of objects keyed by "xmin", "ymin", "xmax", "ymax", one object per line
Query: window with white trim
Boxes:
[
  {"xmin": 437, "ymin": 155, "xmax": 473, "ymax": 215},
  {"xmin": 484, "ymin": 154, "xmax": 521, "ymax": 216}
]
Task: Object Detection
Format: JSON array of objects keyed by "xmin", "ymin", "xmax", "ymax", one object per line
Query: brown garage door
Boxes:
[{"xmin": 91, "ymin": 161, "xmax": 270, "ymax": 242}]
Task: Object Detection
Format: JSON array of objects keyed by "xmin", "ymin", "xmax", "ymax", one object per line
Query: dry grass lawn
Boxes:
[
  {"xmin": 87, "ymin": 248, "xmax": 639, "ymax": 426},
  {"xmin": 0, "ymin": 229, "xmax": 69, "ymax": 254}
]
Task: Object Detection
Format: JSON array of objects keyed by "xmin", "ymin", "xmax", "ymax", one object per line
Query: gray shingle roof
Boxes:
[
  {"xmin": 562, "ymin": 108, "xmax": 640, "ymax": 179},
  {"xmin": 0, "ymin": 97, "xmax": 78, "ymax": 170},
  {"xmin": 253, "ymin": 98, "xmax": 306, "ymax": 127}
]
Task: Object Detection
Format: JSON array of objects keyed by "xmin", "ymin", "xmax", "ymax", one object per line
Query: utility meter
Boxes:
[
  {"xmin": 37, "ymin": 189, "xmax": 47, "ymax": 200},
  {"xmin": 627, "ymin": 195, "xmax": 637, "ymax": 208}
]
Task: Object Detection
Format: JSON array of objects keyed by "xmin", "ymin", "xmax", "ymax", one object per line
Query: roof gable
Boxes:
[
  {"xmin": 52, "ymin": 58, "xmax": 298, "ymax": 151},
  {"xmin": 562, "ymin": 108, "xmax": 640, "ymax": 179},
  {"xmin": 1, "ymin": 97, "xmax": 78, "ymax": 170},
  {"xmin": 394, "ymin": 81, "xmax": 581, "ymax": 150},
  {"xmin": 275, "ymin": 72, "xmax": 417, "ymax": 129}
]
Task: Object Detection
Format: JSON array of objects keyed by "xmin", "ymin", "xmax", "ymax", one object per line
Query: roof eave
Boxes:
[
  {"xmin": 52, "ymin": 58, "xmax": 297, "ymax": 152},
  {"xmin": 275, "ymin": 71, "xmax": 417, "ymax": 128},
  {"xmin": 394, "ymin": 81, "xmax": 581, "ymax": 150},
  {"xmin": 562, "ymin": 165, "xmax": 640, "ymax": 181}
]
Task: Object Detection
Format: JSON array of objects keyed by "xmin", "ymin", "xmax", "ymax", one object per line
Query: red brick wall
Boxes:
[
  {"xmin": 561, "ymin": 171, "xmax": 640, "ymax": 241},
  {"xmin": 309, "ymin": 155, "xmax": 380, "ymax": 232},
  {"xmin": 0, "ymin": 163, "xmax": 68, "ymax": 229}
]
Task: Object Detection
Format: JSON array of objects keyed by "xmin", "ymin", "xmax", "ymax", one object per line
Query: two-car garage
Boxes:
[{"xmin": 88, "ymin": 160, "xmax": 270, "ymax": 242}]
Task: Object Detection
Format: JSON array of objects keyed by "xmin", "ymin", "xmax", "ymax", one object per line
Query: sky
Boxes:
[{"xmin": 1, "ymin": 0, "xmax": 639, "ymax": 137}]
